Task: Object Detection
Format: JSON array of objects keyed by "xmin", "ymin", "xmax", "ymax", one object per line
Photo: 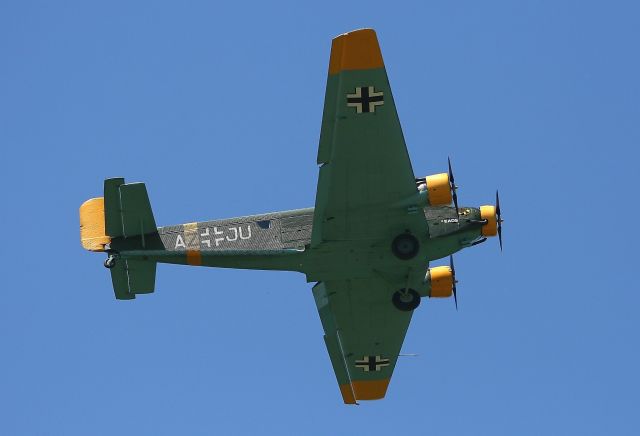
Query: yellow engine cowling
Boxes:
[
  {"xmin": 480, "ymin": 205, "xmax": 498, "ymax": 236},
  {"xmin": 422, "ymin": 173, "xmax": 452, "ymax": 206},
  {"xmin": 427, "ymin": 266, "xmax": 454, "ymax": 298},
  {"xmin": 80, "ymin": 197, "xmax": 110, "ymax": 252}
]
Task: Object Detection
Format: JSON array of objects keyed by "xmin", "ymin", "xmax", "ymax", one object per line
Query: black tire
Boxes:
[
  {"xmin": 392, "ymin": 288, "xmax": 421, "ymax": 311},
  {"xmin": 104, "ymin": 256, "xmax": 116, "ymax": 269},
  {"xmin": 391, "ymin": 233, "xmax": 419, "ymax": 260}
]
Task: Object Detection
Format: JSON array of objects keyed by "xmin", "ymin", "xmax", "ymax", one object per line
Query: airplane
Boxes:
[{"xmin": 79, "ymin": 28, "xmax": 503, "ymax": 404}]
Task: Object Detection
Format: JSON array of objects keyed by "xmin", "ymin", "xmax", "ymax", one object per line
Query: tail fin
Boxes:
[
  {"xmin": 104, "ymin": 178, "xmax": 157, "ymax": 241},
  {"xmin": 80, "ymin": 177, "xmax": 158, "ymax": 248},
  {"xmin": 80, "ymin": 177, "xmax": 159, "ymax": 300}
]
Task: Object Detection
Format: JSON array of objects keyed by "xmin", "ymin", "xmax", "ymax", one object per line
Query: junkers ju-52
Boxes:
[{"xmin": 80, "ymin": 29, "xmax": 503, "ymax": 405}]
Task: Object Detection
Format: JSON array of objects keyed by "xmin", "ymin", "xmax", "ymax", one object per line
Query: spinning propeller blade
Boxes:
[
  {"xmin": 450, "ymin": 255, "xmax": 458, "ymax": 310},
  {"xmin": 496, "ymin": 190, "xmax": 503, "ymax": 251},
  {"xmin": 448, "ymin": 157, "xmax": 459, "ymax": 216}
]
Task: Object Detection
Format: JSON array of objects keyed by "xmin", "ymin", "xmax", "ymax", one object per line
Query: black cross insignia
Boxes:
[
  {"xmin": 355, "ymin": 355, "xmax": 390, "ymax": 372},
  {"xmin": 347, "ymin": 86, "xmax": 384, "ymax": 114}
]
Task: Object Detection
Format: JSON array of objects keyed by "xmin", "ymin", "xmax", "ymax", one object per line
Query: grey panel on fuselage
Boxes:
[
  {"xmin": 280, "ymin": 213, "xmax": 314, "ymax": 245},
  {"xmin": 157, "ymin": 208, "xmax": 315, "ymax": 252},
  {"xmin": 156, "ymin": 206, "xmax": 463, "ymax": 254}
]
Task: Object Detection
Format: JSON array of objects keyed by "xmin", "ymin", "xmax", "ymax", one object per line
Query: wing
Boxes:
[
  {"xmin": 313, "ymin": 278, "xmax": 412, "ymax": 404},
  {"xmin": 312, "ymin": 29, "xmax": 424, "ymax": 245}
]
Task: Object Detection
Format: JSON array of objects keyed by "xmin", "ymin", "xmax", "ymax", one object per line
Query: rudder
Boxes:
[{"xmin": 104, "ymin": 178, "xmax": 157, "ymax": 240}]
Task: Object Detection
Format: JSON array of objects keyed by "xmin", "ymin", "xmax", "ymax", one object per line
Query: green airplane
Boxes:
[{"xmin": 80, "ymin": 28, "xmax": 503, "ymax": 404}]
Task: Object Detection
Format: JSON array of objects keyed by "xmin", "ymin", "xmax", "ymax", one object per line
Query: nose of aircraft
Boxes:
[
  {"xmin": 479, "ymin": 191, "xmax": 503, "ymax": 250},
  {"xmin": 479, "ymin": 205, "xmax": 498, "ymax": 236}
]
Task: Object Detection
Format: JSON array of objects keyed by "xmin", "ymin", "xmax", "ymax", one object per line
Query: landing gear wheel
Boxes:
[
  {"xmin": 392, "ymin": 288, "xmax": 421, "ymax": 311},
  {"xmin": 104, "ymin": 256, "xmax": 116, "ymax": 269},
  {"xmin": 391, "ymin": 234, "xmax": 419, "ymax": 260}
]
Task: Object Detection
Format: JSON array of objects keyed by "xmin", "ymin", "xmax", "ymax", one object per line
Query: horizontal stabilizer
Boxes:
[{"xmin": 110, "ymin": 259, "xmax": 157, "ymax": 300}]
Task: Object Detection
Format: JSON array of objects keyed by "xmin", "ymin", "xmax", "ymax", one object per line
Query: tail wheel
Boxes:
[
  {"xmin": 104, "ymin": 256, "xmax": 116, "ymax": 269},
  {"xmin": 392, "ymin": 288, "xmax": 421, "ymax": 311},
  {"xmin": 391, "ymin": 234, "xmax": 419, "ymax": 260}
]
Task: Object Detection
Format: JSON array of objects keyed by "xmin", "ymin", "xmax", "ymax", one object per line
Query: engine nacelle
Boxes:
[
  {"xmin": 418, "ymin": 173, "xmax": 452, "ymax": 206},
  {"xmin": 480, "ymin": 205, "xmax": 498, "ymax": 236},
  {"xmin": 426, "ymin": 266, "xmax": 454, "ymax": 298}
]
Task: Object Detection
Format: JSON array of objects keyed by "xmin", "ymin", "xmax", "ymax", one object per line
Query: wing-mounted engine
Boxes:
[
  {"xmin": 425, "ymin": 256, "xmax": 460, "ymax": 309},
  {"xmin": 416, "ymin": 158, "xmax": 460, "ymax": 209},
  {"xmin": 415, "ymin": 173, "xmax": 452, "ymax": 206},
  {"xmin": 425, "ymin": 265, "xmax": 454, "ymax": 297}
]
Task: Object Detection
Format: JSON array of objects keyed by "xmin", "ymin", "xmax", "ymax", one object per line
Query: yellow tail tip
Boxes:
[{"xmin": 79, "ymin": 197, "xmax": 110, "ymax": 251}]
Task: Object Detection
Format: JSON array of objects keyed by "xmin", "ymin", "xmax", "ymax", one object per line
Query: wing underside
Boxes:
[
  {"xmin": 311, "ymin": 29, "xmax": 424, "ymax": 246},
  {"xmin": 310, "ymin": 29, "xmax": 426, "ymax": 403},
  {"xmin": 313, "ymin": 279, "xmax": 412, "ymax": 404}
]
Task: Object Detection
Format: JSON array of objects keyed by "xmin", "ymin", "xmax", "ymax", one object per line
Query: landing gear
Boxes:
[
  {"xmin": 104, "ymin": 255, "xmax": 117, "ymax": 269},
  {"xmin": 392, "ymin": 288, "xmax": 421, "ymax": 311},
  {"xmin": 391, "ymin": 233, "xmax": 419, "ymax": 260}
]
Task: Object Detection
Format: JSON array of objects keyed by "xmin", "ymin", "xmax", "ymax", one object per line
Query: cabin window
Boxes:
[{"xmin": 257, "ymin": 220, "xmax": 271, "ymax": 229}]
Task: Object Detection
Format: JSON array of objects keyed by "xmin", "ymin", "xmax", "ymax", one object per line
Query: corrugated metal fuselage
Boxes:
[{"xmin": 114, "ymin": 205, "xmax": 486, "ymax": 283}]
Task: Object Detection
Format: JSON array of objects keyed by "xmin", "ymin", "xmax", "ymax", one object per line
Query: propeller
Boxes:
[
  {"xmin": 449, "ymin": 255, "xmax": 458, "ymax": 310},
  {"xmin": 496, "ymin": 190, "xmax": 503, "ymax": 251},
  {"xmin": 447, "ymin": 157, "xmax": 459, "ymax": 216}
]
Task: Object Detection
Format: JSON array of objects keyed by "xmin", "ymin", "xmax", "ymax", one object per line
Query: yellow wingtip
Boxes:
[
  {"xmin": 351, "ymin": 378, "xmax": 390, "ymax": 400},
  {"xmin": 339, "ymin": 383, "xmax": 357, "ymax": 404},
  {"xmin": 329, "ymin": 28, "xmax": 384, "ymax": 75},
  {"xmin": 340, "ymin": 378, "xmax": 390, "ymax": 403}
]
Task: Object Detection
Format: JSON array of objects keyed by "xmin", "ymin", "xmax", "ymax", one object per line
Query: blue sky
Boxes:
[{"xmin": 1, "ymin": 1, "xmax": 639, "ymax": 434}]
